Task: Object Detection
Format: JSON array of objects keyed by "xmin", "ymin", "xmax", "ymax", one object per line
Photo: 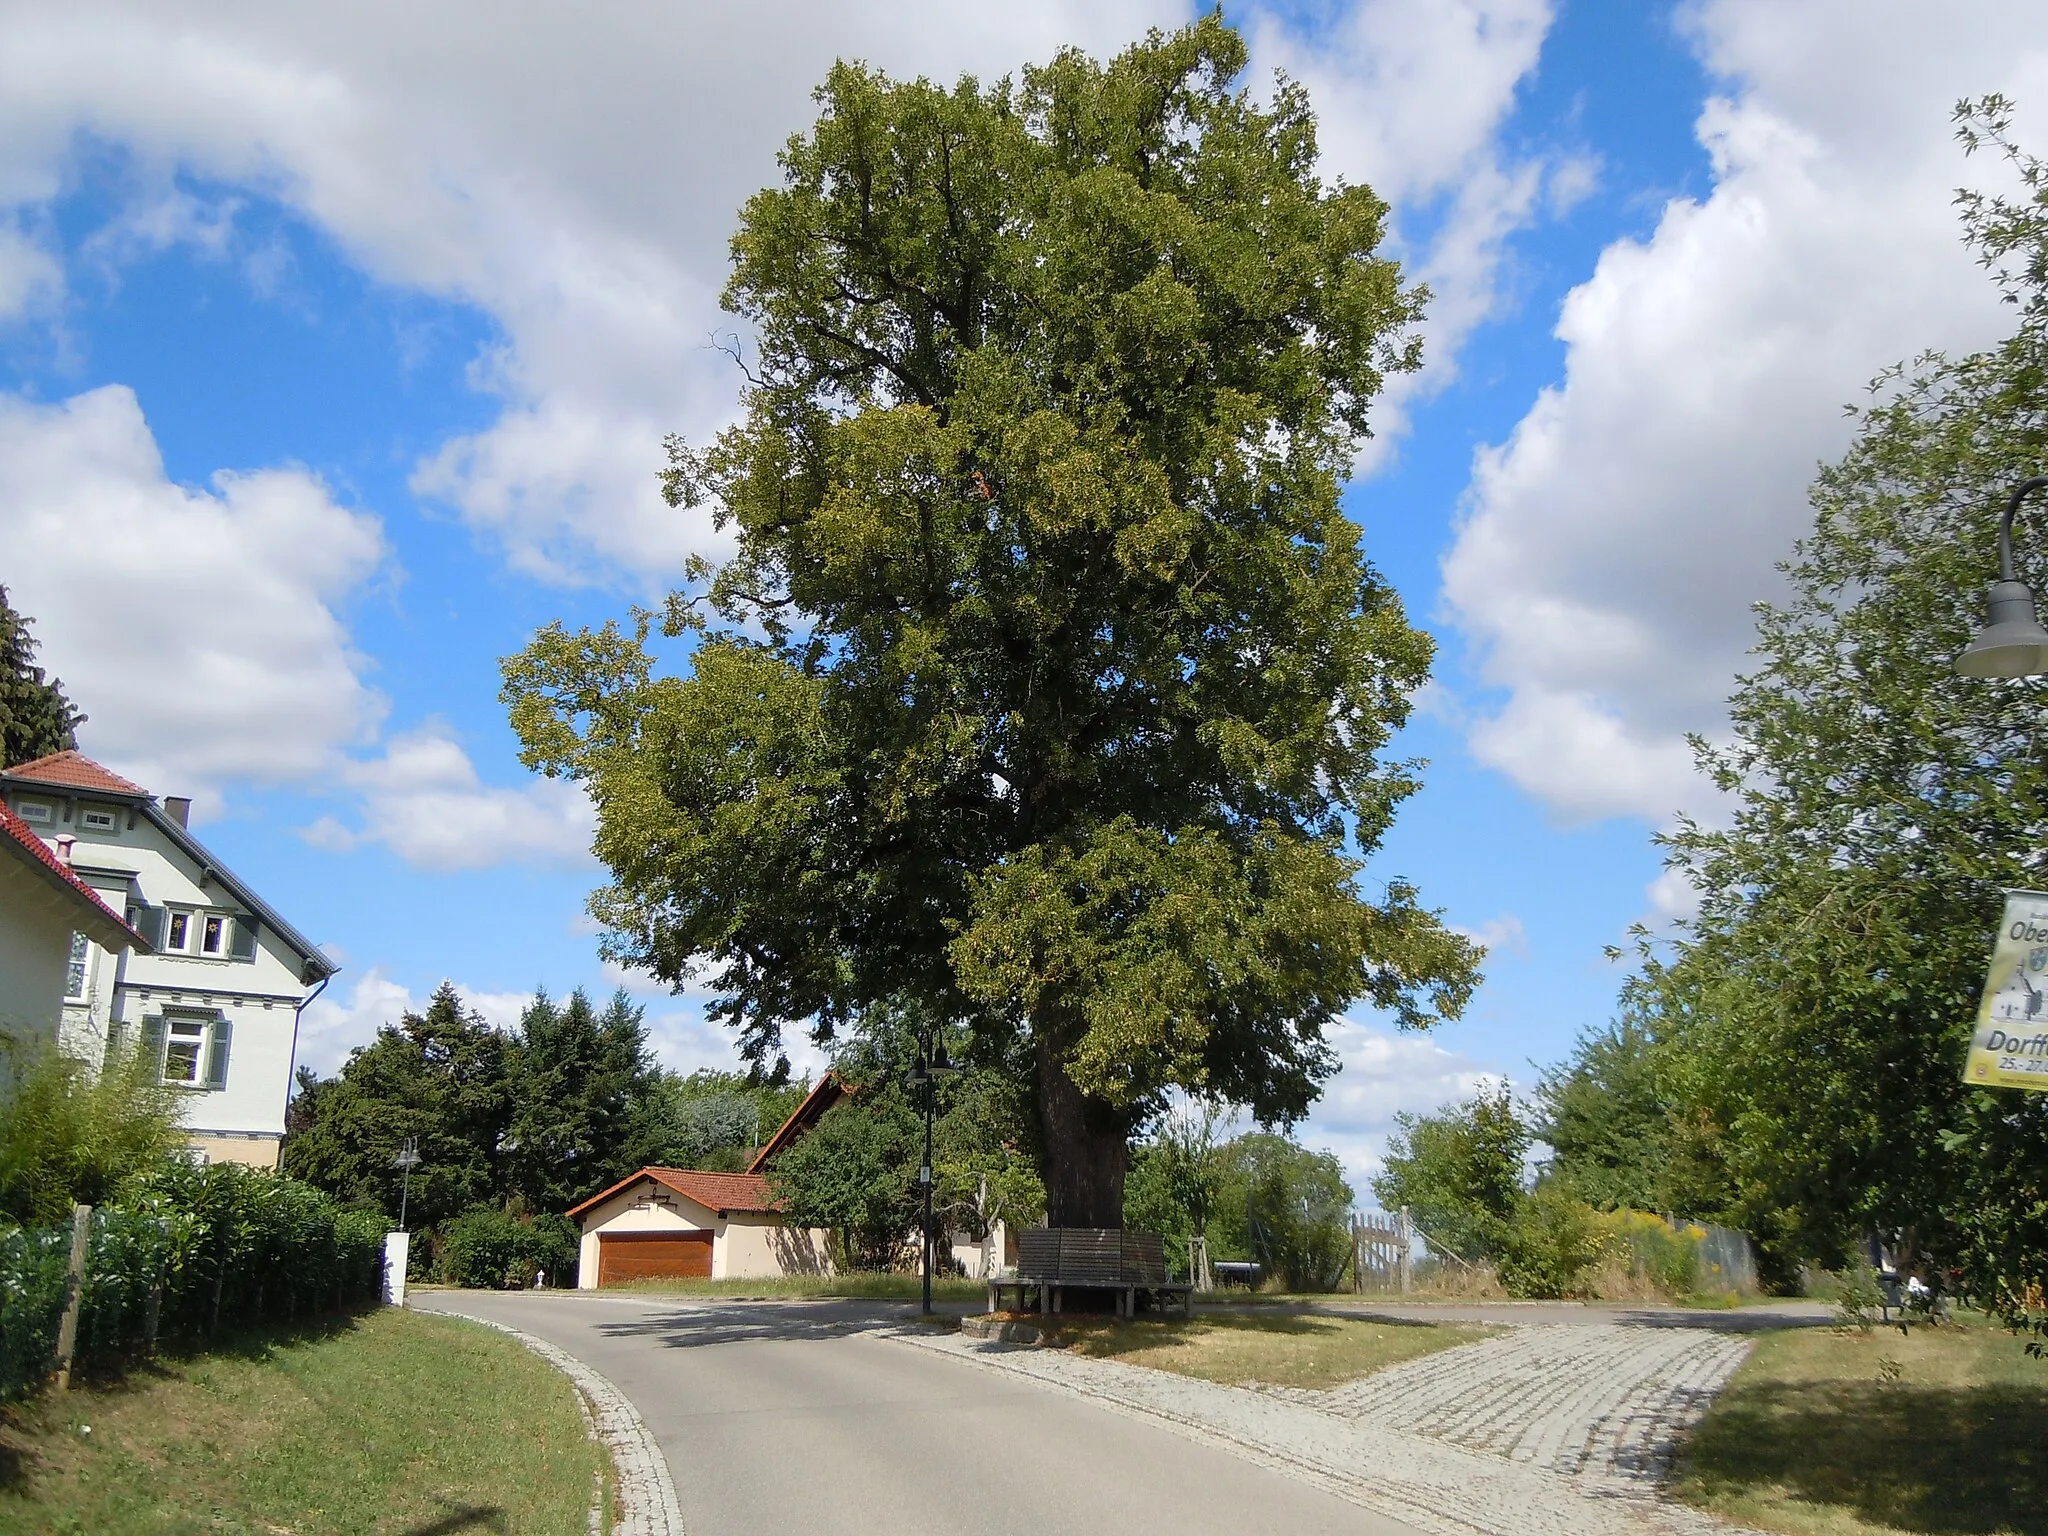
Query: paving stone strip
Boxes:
[
  {"xmin": 445, "ymin": 1312, "xmax": 684, "ymax": 1536},
  {"xmin": 1310, "ymin": 1324, "xmax": 1754, "ymax": 1486},
  {"xmin": 887, "ymin": 1324, "xmax": 1762, "ymax": 1536}
]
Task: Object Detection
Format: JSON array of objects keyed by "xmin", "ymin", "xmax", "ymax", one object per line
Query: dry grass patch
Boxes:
[
  {"xmin": 1676, "ymin": 1319, "xmax": 2048, "ymax": 1536},
  {"xmin": 1028, "ymin": 1309, "xmax": 1492, "ymax": 1390},
  {"xmin": 0, "ymin": 1307, "xmax": 600, "ymax": 1536}
]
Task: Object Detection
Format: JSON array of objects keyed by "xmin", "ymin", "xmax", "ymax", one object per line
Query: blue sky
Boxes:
[{"xmin": 1, "ymin": 0, "xmax": 2041, "ymax": 1188}]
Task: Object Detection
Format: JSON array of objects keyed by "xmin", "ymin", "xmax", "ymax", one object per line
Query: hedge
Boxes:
[
  {"xmin": 0, "ymin": 1161, "xmax": 386, "ymax": 1400},
  {"xmin": 436, "ymin": 1207, "xmax": 579, "ymax": 1289}
]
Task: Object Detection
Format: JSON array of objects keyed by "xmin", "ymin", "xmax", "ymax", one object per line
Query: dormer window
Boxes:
[
  {"xmin": 16, "ymin": 800, "xmax": 52, "ymax": 824},
  {"xmin": 200, "ymin": 913, "xmax": 226, "ymax": 956},
  {"xmin": 166, "ymin": 910, "xmax": 190, "ymax": 950},
  {"xmin": 79, "ymin": 806, "xmax": 118, "ymax": 833}
]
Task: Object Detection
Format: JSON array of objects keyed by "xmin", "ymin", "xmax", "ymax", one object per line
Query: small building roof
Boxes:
[
  {"xmin": 747, "ymin": 1073, "xmax": 845, "ymax": 1173},
  {"xmin": 3, "ymin": 750, "xmax": 150, "ymax": 797},
  {"xmin": 0, "ymin": 800, "xmax": 150, "ymax": 954},
  {"xmin": 567, "ymin": 1166, "xmax": 786, "ymax": 1222}
]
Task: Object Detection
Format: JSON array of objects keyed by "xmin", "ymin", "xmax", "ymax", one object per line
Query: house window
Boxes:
[
  {"xmin": 65, "ymin": 933, "xmax": 90, "ymax": 1000},
  {"xmin": 15, "ymin": 800, "xmax": 52, "ymax": 824},
  {"xmin": 163, "ymin": 1017, "xmax": 207, "ymax": 1085},
  {"xmin": 166, "ymin": 911, "xmax": 190, "ymax": 951},
  {"xmin": 79, "ymin": 807, "xmax": 118, "ymax": 833},
  {"xmin": 200, "ymin": 914, "xmax": 226, "ymax": 956}
]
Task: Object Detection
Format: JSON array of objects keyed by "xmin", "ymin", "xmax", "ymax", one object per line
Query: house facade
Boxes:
[
  {"xmin": 0, "ymin": 751, "xmax": 337, "ymax": 1168},
  {"xmin": 569, "ymin": 1168, "xmax": 834, "ymax": 1286},
  {"xmin": 0, "ymin": 799, "xmax": 148, "ymax": 1041}
]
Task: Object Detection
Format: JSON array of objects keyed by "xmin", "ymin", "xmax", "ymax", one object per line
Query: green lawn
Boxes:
[
  {"xmin": 1024, "ymin": 1310, "xmax": 1493, "ymax": 1390},
  {"xmin": 1676, "ymin": 1319, "xmax": 2048, "ymax": 1536},
  {"xmin": 0, "ymin": 1307, "xmax": 603, "ymax": 1536}
]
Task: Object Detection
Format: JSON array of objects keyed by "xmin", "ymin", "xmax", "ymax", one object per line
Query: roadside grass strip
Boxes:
[
  {"xmin": 0, "ymin": 1307, "xmax": 602, "ymax": 1536},
  {"xmin": 1675, "ymin": 1320, "xmax": 2048, "ymax": 1536},
  {"xmin": 1021, "ymin": 1310, "xmax": 1496, "ymax": 1391}
]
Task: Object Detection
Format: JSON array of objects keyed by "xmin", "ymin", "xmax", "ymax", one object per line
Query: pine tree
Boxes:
[{"xmin": 0, "ymin": 586, "xmax": 85, "ymax": 767}]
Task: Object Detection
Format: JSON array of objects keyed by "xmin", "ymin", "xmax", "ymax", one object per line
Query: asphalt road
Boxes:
[{"xmin": 415, "ymin": 1290, "xmax": 1430, "ymax": 1536}]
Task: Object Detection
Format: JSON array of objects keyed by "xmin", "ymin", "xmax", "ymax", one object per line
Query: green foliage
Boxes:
[
  {"xmin": 436, "ymin": 1207, "xmax": 579, "ymax": 1290},
  {"xmin": 626, "ymin": 1067, "xmax": 807, "ymax": 1174},
  {"xmin": 1535, "ymin": 1017, "xmax": 1675, "ymax": 1212},
  {"xmin": 0, "ymin": 1038, "xmax": 183, "ymax": 1226},
  {"xmin": 0, "ymin": 584, "xmax": 84, "ymax": 768},
  {"xmin": 1373, "ymin": 1082, "xmax": 1527, "ymax": 1265},
  {"xmin": 0, "ymin": 1162, "xmax": 385, "ymax": 1401},
  {"xmin": 1592, "ymin": 1208, "xmax": 1703, "ymax": 1296},
  {"xmin": 502, "ymin": 15, "xmax": 1477, "ymax": 1224},
  {"xmin": 500, "ymin": 988, "xmax": 653, "ymax": 1212},
  {"xmin": 1496, "ymin": 1182, "xmax": 1607, "ymax": 1299},
  {"xmin": 767, "ymin": 1096, "xmax": 922, "ymax": 1271},
  {"xmin": 1229, "ymin": 1132, "xmax": 1354, "ymax": 1292},
  {"xmin": 1123, "ymin": 1098, "xmax": 1230, "ymax": 1275},
  {"xmin": 282, "ymin": 982, "xmax": 509, "ymax": 1228},
  {"xmin": 1571, "ymin": 102, "xmax": 2048, "ymax": 1336}
]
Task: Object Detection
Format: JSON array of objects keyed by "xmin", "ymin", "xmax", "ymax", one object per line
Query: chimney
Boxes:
[
  {"xmin": 55, "ymin": 835, "xmax": 76, "ymax": 865},
  {"xmin": 164, "ymin": 797, "xmax": 191, "ymax": 829}
]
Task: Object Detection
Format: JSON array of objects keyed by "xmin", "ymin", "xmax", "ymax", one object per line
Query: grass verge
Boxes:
[
  {"xmin": 1675, "ymin": 1319, "xmax": 2048, "ymax": 1536},
  {"xmin": 596, "ymin": 1273, "xmax": 989, "ymax": 1302},
  {"xmin": 1024, "ymin": 1310, "xmax": 1492, "ymax": 1390},
  {"xmin": 0, "ymin": 1307, "xmax": 602, "ymax": 1536}
]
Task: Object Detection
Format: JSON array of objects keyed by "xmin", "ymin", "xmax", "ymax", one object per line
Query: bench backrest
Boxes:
[{"xmin": 1016, "ymin": 1228, "xmax": 1169, "ymax": 1285}]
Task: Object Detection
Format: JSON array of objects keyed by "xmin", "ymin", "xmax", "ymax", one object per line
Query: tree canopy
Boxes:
[
  {"xmin": 0, "ymin": 585, "xmax": 84, "ymax": 768},
  {"xmin": 503, "ymin": 15, "xmax": 1478, "ymax": 1225}
]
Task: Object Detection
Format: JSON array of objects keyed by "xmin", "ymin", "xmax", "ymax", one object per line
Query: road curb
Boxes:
[{"xmin": 444, "ymin": 1310, "xmax": 685, "ymax": 1536}]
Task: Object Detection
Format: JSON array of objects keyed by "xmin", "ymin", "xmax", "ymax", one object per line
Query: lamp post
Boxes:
[
  {"xmin": 1954, "ymin": 476, "xmax": 2048, "ymax": 677},
  {"xmin": 906, "ymin": 1032, "xmax": 960, "ymax": 1316},
  {"xmin": 393, "ymin": 1137, "xmax": 421, "ymax": 1231}
]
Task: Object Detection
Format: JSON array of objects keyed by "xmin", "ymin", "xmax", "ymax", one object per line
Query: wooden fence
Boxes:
[{"xmin": 1352, "ymin": 1207, "xmax": 1413, "ymax": 1294}]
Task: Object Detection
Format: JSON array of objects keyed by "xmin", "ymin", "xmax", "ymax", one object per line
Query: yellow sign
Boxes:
[{"xmin": 1965, "ymin": 890, "xmax": 2048, "ymax": 1092}]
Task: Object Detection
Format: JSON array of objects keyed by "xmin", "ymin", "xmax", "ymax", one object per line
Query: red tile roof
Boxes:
[
  {"xmin": 2, "ymin": 750, "xmax": 149, "ymax": 797},
  {"xmin": 566, "ymin": 1166, "xmax": 786, "ymax": 1222},
  {"xmin": 0, "ymin": 800, "xmax": 149, "ymax": 950}
]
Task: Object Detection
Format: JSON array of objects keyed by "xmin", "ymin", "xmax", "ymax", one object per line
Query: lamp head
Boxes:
[{"xmin": 1956, "ymin": 579, "xmax": 2048, "ymax": 678}]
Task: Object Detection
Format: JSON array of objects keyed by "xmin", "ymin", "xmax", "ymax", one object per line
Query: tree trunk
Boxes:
[{"xmin": 1035, "ymin": 1034, "xmax": 1130, "ymax": 1227}]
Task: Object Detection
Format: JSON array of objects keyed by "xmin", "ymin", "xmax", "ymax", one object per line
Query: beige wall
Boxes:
[
  {"xmin": 718, "ymin": 1212, "xmax": 835, "ymax": 1279},
  {"xmin": 187, "ymin": 1132, "xmax": 281, "ymax": 1169},
  {"xmin": 0, "ymin": 858, "xmax": 75, "ymax": 1044}
]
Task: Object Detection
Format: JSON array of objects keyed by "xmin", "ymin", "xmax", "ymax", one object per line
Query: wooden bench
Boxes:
[{"xmin": 988, "ymin": 1229, "xmax": 1195, "ymax": 1319}]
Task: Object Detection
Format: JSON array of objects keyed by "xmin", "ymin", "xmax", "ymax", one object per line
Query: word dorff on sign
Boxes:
[{"xmin": 1965, "ymin": 889, "xmax": 2048, "ymax": 1093}]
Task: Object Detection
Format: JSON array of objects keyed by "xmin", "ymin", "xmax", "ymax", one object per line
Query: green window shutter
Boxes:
[
  {"xmin": 228, "ymin": 915, "xmax": 259, "ymax": 961},
  {"xmin": 139, "ymin": 1016, "xmax": 169, "ymax": 1081},
  {"xmin": 203, "ymin": 1019, "xmax": 232, "ymax": 1091},
  {"xmin": 131, "ymin": 905, "xmax": 166, "ymax": 949}
]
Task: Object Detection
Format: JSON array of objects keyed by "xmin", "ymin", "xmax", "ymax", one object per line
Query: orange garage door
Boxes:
[{"xmin": 597, "ymin": 1230, "xmax": 713, "ymax": 1285}]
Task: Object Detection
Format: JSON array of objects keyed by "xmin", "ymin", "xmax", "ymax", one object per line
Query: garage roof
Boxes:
[{"xmin": 567, "ymin": 1166, "xmax": 786, "ymax": 1222}]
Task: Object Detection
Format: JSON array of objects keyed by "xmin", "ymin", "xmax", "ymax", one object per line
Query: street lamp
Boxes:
[
  {"xmin": 1955, "ymin": 476, "xmax": 2048, "ymax": 678},
  {"xmin": 906, "ymin": 1033, "xmax": 960, "ymax": 1316},
  {"xmin": 393, "ymin": 1137, "xmax": 421, "ymax": 1231}
]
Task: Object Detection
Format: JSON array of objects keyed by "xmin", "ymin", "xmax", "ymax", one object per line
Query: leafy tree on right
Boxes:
[{"xmin": 1556, "ymin": 100, "xmax": 2048, "ymax": 1339}]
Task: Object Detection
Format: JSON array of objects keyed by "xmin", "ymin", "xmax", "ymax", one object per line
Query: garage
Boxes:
[{"xmin": 597, "ymin": 1229, "xmax": 713, "ymax": 1285}]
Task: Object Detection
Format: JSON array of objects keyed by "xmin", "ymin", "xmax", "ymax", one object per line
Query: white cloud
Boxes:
[
  {"xmin": 0, "ymin": 215, "xmax": 60, "ymax": 321},
  {"xmin": 1297, "ymin": 1017, "xmax": 1507, "ymax": 1197},
  {"xmin": 308, "ymin": 721, "xmax": 595, "ymax": 873},
  {"xmin": 1247, "ymin": 0, "xmax": 1559, "ymax": 462},
  {"xmin": 1443, "ymin": 1, "xmax": 2047, "ymax": 823},
  {"xmin": 294, "ymin": 966, "xmax": 413, "ymax": 1078},
  {"xmin": 1453, "ymin": 911, "xmax": 1528, "ymax": 958},
  {"xmin": 0, "ymin": 385, "xmax": 386, "ymax": 812}
]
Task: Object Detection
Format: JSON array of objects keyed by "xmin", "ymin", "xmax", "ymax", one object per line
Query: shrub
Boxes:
[
  {"xmin": 0, "ymin": 1037, "xmax": 183, "ymax": 1226},
  {"xmin": 438, "ymin": 1207, "xmax": 579, "ymax": 1289},
  {"xmin": 1227, "ymin": 1134, "xmax": 1355, "ymax": 1292},
  {"xmin": 1498, "ymin": 1184, "xmax": 1608, "ymax": 1298},
  {"xmin": 1592, "ymin": 1208, "xmax": 1702, "ymax": 1295},
  {"xmin": 0, "ymin": 1162, "xmax": 386, "ymax": 1400}
]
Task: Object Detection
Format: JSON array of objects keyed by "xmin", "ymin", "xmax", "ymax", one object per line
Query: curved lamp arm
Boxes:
[{"xmin": 1993, "ymin": 475, "xmax": 2048, "ymax": 583}]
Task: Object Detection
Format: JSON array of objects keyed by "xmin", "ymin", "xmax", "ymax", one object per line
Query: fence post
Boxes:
[
  {"xmin": 1397, "ymin": 1206, "xmax": 1413, "ymax": 1295},
  {"xmin": 54, "ymin": 1203, "xmax": 92, "ymax": 1392}
]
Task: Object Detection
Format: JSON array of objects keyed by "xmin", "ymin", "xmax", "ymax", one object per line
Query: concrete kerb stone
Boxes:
[{"xmin": 449, "ymin": 1312, "xmax": 684, "ymax": 1536}]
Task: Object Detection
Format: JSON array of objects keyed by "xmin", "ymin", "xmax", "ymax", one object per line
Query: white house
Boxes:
[
  {"xmin": 568, "ymin": 1168, "xmax": 834, "ymax": 1285},
  {"xmin": 0, "ymin": 799, "xmax": 149, "ymax": 1042},
  {"xmin": 0, "ymin": 751, "xmax": 337, "ymax": 1168}
]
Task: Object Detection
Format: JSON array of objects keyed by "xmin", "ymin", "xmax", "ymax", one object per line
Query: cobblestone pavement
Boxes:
[
  {"xmin": 1294, "ymin": 1324, "xmax": 1754, "ymax": 1487},
  {"xmin": 889, "ymin": 1323, "xmax": 1764, "ymax": 1536}
]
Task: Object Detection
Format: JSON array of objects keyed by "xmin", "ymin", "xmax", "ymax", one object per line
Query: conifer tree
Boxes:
[{"xmin": 0, "ymin": 585, "xmax": 84, "ymax": 767}]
